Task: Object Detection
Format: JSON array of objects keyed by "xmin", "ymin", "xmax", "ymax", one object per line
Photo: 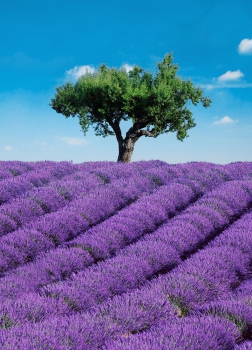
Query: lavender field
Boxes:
[{"xmin": 0, "ymin": 159, "xmax": 252, "ymax": 349}]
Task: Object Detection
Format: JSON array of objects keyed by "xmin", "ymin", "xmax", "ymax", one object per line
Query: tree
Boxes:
[{"xmin": 49, "ymin": 53, "xmax": 211, "ymax": 163}]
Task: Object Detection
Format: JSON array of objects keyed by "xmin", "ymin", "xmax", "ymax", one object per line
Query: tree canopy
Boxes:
[{"xmin": 50, "ymin": 53, "xmax": 211, "ymax": 162}]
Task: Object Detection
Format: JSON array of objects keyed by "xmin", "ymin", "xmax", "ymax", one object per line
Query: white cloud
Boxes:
[
  {"xmin": 61, "ymin": 137, "xmax": 88, "ymax": 145},
  {"xmin": 218, "ymin": 70, "xmax": 244, "ymax": 82},
  {"xmin": 212, "ymin": 116, "xmax": 238, "ymax": 125},
  {"xmin": 121, "ymin": 64, "xmax": 134, "ymax": 73},
  {"xmin": 65, "ymin": 65, "xmax": 95, "ymax": 80},
  {"xmin": 238, "ymin": 38, "xmax": 252, "ymax": 54},
  {"xmin": 4, "ymin": 146, "xmax": 12, "ymax": 151}
]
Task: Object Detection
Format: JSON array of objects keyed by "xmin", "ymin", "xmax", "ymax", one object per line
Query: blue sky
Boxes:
[{"xmin": 0, "ymin": 0, "xmax": 252, "ymax": 164}]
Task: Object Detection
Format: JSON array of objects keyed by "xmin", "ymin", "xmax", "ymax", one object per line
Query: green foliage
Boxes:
[
  {"xmin": 0, "ymin": 315, "xmax": 13, "ymax": 329},
  {"xmin": 50, "ymin": 52, "xmax": 211, "ymax": 142},
  {"xmin": 168, "ymin": 295, "xmax": 191, "ymax": 317}
]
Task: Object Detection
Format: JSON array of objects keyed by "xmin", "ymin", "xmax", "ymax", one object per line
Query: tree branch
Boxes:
[
  {"xmin": 125, "ymin": 120, "xmax": 157, "ymax": 141},
  {"xmin": 106, "ymin": 118, "xmax": 124, "ymax": 143},
  {"xmin": 137, "ymin": 128, "xmax": 157, "ymax": 137}
]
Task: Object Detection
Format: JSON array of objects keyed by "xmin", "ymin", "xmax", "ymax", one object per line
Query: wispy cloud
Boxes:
[
  {"xmin": 0, "ymin": 51, "xmax": 70, "ymax": 69},
  {"xmin": 201, "ymin": 82, "xmax": 252, "ymax": 90},
  {"xmin": 65, "ymin": 65, "xmax": 95, "ymax": 80},
  {"xmin": 61, "ymin": 137, "xmax": 88, "ymax": 145},
  {"xmin": 40, "ymin": 142, "xmax": 51, "ymax": 151},
  {"xmin": 121, "ymin": 63, "xmax": 134, "ymax": 72},
  {"xmin": 238, "ymin": 38, "xmax": 252, "ymax": 55},
  {"xmin": 218, "ymin": 70, "xmax": 244, "ymax": 82},
  {"xmin": 212, "ymin": 116, "xmax": 238, "ymax": 125},
  {"xmin": 4, "ymin": 146, "xmax": 13, "ymax": 151},
  {"xmin": 0, "ymin": 51, "xmax": 40, "ymax": 67}
]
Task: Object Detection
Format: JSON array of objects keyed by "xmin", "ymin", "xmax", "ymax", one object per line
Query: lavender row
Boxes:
[
  {"xmin": 0, "ymin": 161, "xmax": 80, "ymax": 204},
  {"xmin": 0, "ymin": 161, "xmax": 49, "ymax": 182},
  {"xmin": 0, "ymin": 166, "xmax": 199, "ymax": 293},
  {"xmin": 0, "ymin": 160, "xmax": 77, "ymax": 182},
  {"xmin": 0, "ymin": 164, "xmax": 251, "ymax": 344},
  {"xmin": 65, "ymin": 166, "xmax": 226, "ymax": 259},
  {"xmin": 0, "ymin": 159, "xmax": 243, "ymax": 208},
  {"xmin": 235, "ymin": 342, "xmax": 252, "ymax": 350},
  {"xmin": 0, "ymin": 161, "xmax": 138, "ymax": 233},
  {"xmin": 0, "ymin": 161, "xmax": 220, "ymax": 275},
  {"xmin": 0, "ymin": 182, "xmax": 87, "ymax": 236},
  {"xmin": 72, "ymin": 161, "xmax": 252, "ymax": 189},
  {"xmin": 0, "ymin": 161, "xmax": 36, "ymax": 180},
  {"xmin": 0, "ymin": 182, "xmax": 194, "ymax": 307},
  {"xmin": 0, "ymin": 169, "xmax": 56, "ymax": 205},
  {"xmin": 0, "ymin": 168, "xmax": 227, "ymax": 329},
  {"xmin": 0, "ymin": 163, "xmax": 92, "ymax": 234},
  {"xmin": 0, "ymin": 186, "xmax": 71, "ymax": 235},
  {"xmin": 34, "ymin": 180, "xmax": 252, "ymax": 314},
  {"xmin": 0, "ymin": 180, "xmax": 251, "ymax": 334},
  {"xmin": 75, "ymin": 202, "xmax": 248, "ymax": 349},
  {"xmin": 0, "ymin": 310, "xmax": 240, "ymax": 349},
  {"xmin": 40, "ymin": 179, "xmax": 244, "ymax": 310},
  {"xmin": 86, "ymin": 243, "xmax": 251, "ymax": 344},
  {"xmin": 0, "ymin": 162, "xmax": 162, "ymax": 204},
  {"xmin": 122, "ymin": 203, "xmax": 252, "ymax": 346},
  {"xmin": 224, "ymin": 161, "xmax": 252, "ymax": 180},
  {"xmin": 185, "ymin": 214, "xmax": 252, "ymax": 343},
  {"xmin": 0, "ymin": 166, "xmax": 227, "ymax": 299},
  {"xmin": 0, "ymin": 161, "xmax": 164, "ymax": 237},
  {"xmin": 178, "ymin": 161, "xmax": 252, "ymax": 183},
  {"xmin": 0, "ymin": 315, "xmax": 240, "ymax": 349},
  {"xmin": 102, "ymin": 315, "xmax": 239, "ymax": 350},
  {"xmin": 105, "ymin": 245, "xmax": 252, "ymax": 348},
  {"xmin": 0, "ymin": 169, "xmax": 15, "ymax": 181},
  {"xmin": 0, "ymin": 159, "xmax": 160, "ymax": 205},
  {"xmin": 0, "ymin": 159, "xmax": 250, "ymax": 184},
  {"xmin": 0, "ymin": 168, "xmax": 170, "ymax": 277},
  {"xmin": 73, "ymin": 159, "xmax": 168, "ymax": 182}
]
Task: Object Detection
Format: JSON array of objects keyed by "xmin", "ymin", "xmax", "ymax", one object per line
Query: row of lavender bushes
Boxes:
[{"xmin": 0, "ymin": 160, "xmax": 251, "ymax": 349}]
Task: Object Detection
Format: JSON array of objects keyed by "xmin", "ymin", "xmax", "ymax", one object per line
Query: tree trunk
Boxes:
[{"xmin": 117, "ymin": 138, "xmax": 136, "ymax": 163}]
